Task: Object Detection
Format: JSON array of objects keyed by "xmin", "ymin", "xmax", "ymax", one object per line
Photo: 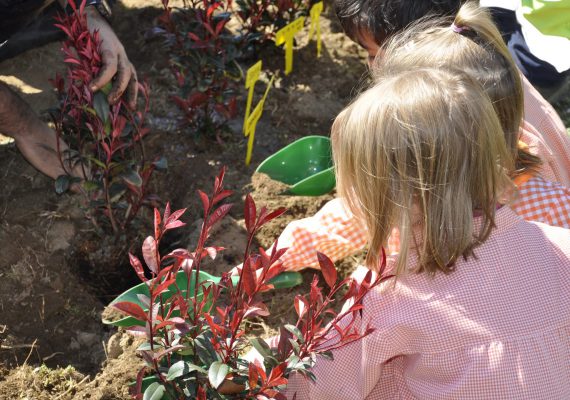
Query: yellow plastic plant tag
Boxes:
[
  {"xmin": 309, "ymin": 2, "xmax": 324, "ymax": 57},
  {"xmin": 243, "ymin": 60, "xmax": 263, "ymax": 134},
  {"xmin": 245, "ymin": 75, "xmax": 276, "ymax": 165},
  {"xmin": 275, "ymin": 17, "xmax": 306, "ymax": 75}
]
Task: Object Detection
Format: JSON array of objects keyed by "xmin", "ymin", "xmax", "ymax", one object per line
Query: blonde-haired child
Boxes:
[
  {"xmin": 284, "ymin": 67, "xmax": 570, "ymax": 400},
  {"xmin": 267, "ymin": 2, "xmax": 570, "ymax": 273}
]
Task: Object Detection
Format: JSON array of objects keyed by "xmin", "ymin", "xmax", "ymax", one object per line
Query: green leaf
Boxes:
[
  {"xmin": 82, "ymin": 180, "xmax": 100, "ymax": 192},
  {"xmin": 136, "ymin": 343, "xmax": 153, "ymax": 351},
  {"xmin": 122, "ymin": 169, "xmax": 143, "ymax": 187},
  {"xmin": 143, "ymin": 382, "xmax": 165, "ymax": 400},
  {"xmin": 284, "ymin": 324, "xmax": 304, "ymax": 343},
  {"xmin": 100, "ymin": 82, "xmax": 113, "ymax": 96},
  {"xmin": 195, "ymin": 332, "xmax": 218, "ymax": 365},
  {"xmin": 208, "ymin": 361, "xmax": 229, "ymax": 389},
  {"xmin": 289, "ymin": 338, "xmax": 301, "ymax": 355},
  {"xmin": 86, "ymin": 156, "xmax": 107, "ymax": 169},
  {"xmin": 93, "ymin": 91, "xmax": 110, "ymax": 123},
  {"xmin": 166, "ymin": 360, "xmax": 206, "ymax": 381},
  {"xmin": 249, "ymin": 338, "xmax": 272, "ymax": 359},
  {"xmin": 55, "ymin": 175, "xmax": 70, "ymax": 194}
]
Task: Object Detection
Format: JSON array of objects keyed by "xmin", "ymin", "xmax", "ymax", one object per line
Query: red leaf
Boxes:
[
  {"xmin": 197, "ymin": 386, "xmax": 207, "ymax": 400},
  {"xmin": 198, "ymin": 190, "xmax": 210, "ymax": 213},
  {"xmin": 166, "ymin": 208, "xmax": 186, "ymax": 224},
  {"xmin": 113, "ymin": 301, "xmax": 148, "ymax": 321},
  {"xmin": 259, "ymin": 207, "xmax": 287, "ymax": 226},
  {"xmin": 243, "ymin": 303, "xmax": 269, "ymax": 318},
  {"xmin": 202, "ymin": 20, "xmax": 216, "ymax": 37},
  {"xmin": 212, "ymin": 189, "xmax": 233, "ymax": 205},
  {"xmin": 130, "ymin": 367, "xmax": 146, "ymax": 399},
  {"xmin": 207, "ymin": 2, "xmax": 221, "ymax": 19},
  {"xmin": 254, "ymin": 359, "xmax": 267, "ymax": 383},
  {"xmin": 163, "ymin": 202, "xmax": 171, "ymax": 222},
  {"xmin": 267, "ymin": 364, "xmax": 288, "ymax": 387},
  {"xmin": 215, "ymin": 19, "xmax": 227, "ymax": 36},
  {"xmin": 249, "ymin": 363, "xmax": 259, "ymax": 390},
  {"xmin": 142, "ymin": 236, "xmax": 159, "ymax": 274},
  {"xmin": 207, "ymin": 203, "xmax": 233, "ymax": 228},
  {"xmin": 187, "ymin": 92, "xmax": 209, "ymax": 107},
  {"xmin": 241, "ymin": 258, "xmax": 257, "ymax": 297},
  {"xmin": 129, "ymin": 253, "xmax": 146, "ymax": 282},
  {"xmin": 154, "ymin": 208, "xmax": 161, "ymax": 240},
  {"xmin": 164, "ymin": 219, "xmax": 186, "ymax": 231},
  {"xmin": 154, "ymin": 278, "xmax": 175, "ymax": 297},
  {"xmin": 317, "ymin": 251, "xmax": 337, "ymax": 288},
  {"xmin": 187, "ymin": 31, "xmax": 203, "ymax": 43},
  {"xmin": 244, "ymin": 194, "xmax": 257, "ymax": 234},
  {"xmin": 214, "ymin": 166, "xmax": 226, "ymax": 193}
]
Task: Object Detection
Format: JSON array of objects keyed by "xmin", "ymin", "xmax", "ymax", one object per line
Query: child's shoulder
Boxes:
[{"xmin": 526, "ymin": 218, "xmax": 570, "ymax": 258}]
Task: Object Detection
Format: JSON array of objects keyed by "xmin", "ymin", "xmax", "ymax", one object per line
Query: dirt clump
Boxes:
[{"xmin": 249, "ymin": 172, "xmax": 336, "ymax": 249}]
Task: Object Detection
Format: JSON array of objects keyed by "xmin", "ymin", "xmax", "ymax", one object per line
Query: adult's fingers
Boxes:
[
  {"xmin": 108, "ymin": 55, "xmax": 131, "ymax": 104},
  {"xmin": 90, "ymin": 49, "xmax": 117, "ymax": 92},
  {"xmin": 126, "ymin": 67, "xmax": 138, "ymax": 109}
]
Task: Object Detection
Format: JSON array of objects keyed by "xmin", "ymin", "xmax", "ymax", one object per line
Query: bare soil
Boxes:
[
  {"xmin": 0, "ymin": 2, "xmax": 368, "ymax": 398},
  {"xmin": 3, "ymin": 2, "xmax": 565, "ymax": 398}
]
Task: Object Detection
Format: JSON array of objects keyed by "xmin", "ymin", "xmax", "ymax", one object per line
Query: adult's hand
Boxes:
[{"xmin": 85, "ymin": 6, "xmax": 138, "ymax": 108}]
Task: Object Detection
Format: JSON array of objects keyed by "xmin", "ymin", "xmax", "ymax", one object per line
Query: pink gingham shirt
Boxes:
[
  {"xmin": 285, "ymin": 207, "xmax": 570, "ymax": 399},
  {"xmin": 522, "ymin": 75, "xmax": 570, "ymax": 186}
]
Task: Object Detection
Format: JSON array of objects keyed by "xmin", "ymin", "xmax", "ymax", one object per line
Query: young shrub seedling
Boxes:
[
  {"xmin": 159, "ymin": 0, "xmax": 241, "ymax": 140},
  {"xmin": 110, "ymin": 167, "xmax": 390, "ymax": 399},
  {"xmin": 52, "ymin": 0, "xmax": 163, "ymax": 234}
]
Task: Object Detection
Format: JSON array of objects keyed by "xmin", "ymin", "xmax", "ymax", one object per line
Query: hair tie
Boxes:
[{"xmin": 451, "ymin": 23, "xmax": 468, "ymax": 34}]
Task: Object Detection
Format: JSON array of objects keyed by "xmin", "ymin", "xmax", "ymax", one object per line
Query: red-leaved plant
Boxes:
[
  {"xmin": 109, "ymin": 167, "xmax": 388, "ymax": 399},
  {"xmin": 51, "ymin": 0, "xmax": 163, "ymax": 233},
  {"xmin": 158, "ymin": 0, "xmax": 240, "ymax": 139},
  {"xmin": 235, "ymin": 0, "xmax": 311, "ymax": 50}
]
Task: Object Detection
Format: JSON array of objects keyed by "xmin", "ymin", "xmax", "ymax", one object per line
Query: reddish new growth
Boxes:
[
  {"xmin": 113, "ymin": 167, "xmax": 388, "ymax": 399},
  {"xmin": 52, "ymin": 0, "xmax": 160, "ymax": 233},
  {"xmin": 158, "ymin": 0, "xmax": 239, "ymax": 138}
]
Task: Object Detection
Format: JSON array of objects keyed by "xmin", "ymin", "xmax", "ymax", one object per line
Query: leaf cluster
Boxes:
[
  {"xmin": 112, "ymin": 167, "xmax": 389, "ymax": 399},
  {"xmin": 51, "ymin": 0, "xmax": 164, "ymax": 234},
  {"xmin": 235, "ymin": 0, "xmax": 311, "ymax": 46},
  {"xmin": 159, "ymin": 0, "xmax": 241, "ymax": 138}
]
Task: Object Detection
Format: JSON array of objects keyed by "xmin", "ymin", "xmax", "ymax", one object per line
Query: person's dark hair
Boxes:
[{"xmin": 334, "ymin": 0, "xmax": 464, "ymax": 44}]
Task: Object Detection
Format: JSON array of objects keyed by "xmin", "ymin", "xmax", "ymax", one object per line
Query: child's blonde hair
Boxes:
[
  {"xmin": 332, "ymin": 68, "xmax": 513, "ymax": 275},
  {"xmin": 373, "ymin": 1, "xmax": 541, "ymax": 177}
]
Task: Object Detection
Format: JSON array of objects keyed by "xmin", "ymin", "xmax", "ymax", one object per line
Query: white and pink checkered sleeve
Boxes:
[
  {"xmin": 522, "ymin": 76, "xmax": 570, "ymax": 186},
  {"xmin": 275, "ymin": 198, "xmax": 368, "ymax": 271}
]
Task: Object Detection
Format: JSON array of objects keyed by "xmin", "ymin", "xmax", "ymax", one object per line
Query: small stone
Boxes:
[
  {"xmin": 77, "ymin": 331, "xmax": 99, "ymax": 348},
  {"xmin": 106, "ymin": 333, "xmax": 123, "ymax": 359},
  {"xmin": 46, "ymin": 221, "xmax": 75, "ymax": 252}
]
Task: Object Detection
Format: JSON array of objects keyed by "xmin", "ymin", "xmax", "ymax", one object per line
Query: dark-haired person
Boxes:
[
  {"xmin": 333, "ymin": 0, "xmax": 569, "ymax": 185},
  {"xmin": 0, "ymin": 0, "xmax": 136, "ymax": 180}
]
